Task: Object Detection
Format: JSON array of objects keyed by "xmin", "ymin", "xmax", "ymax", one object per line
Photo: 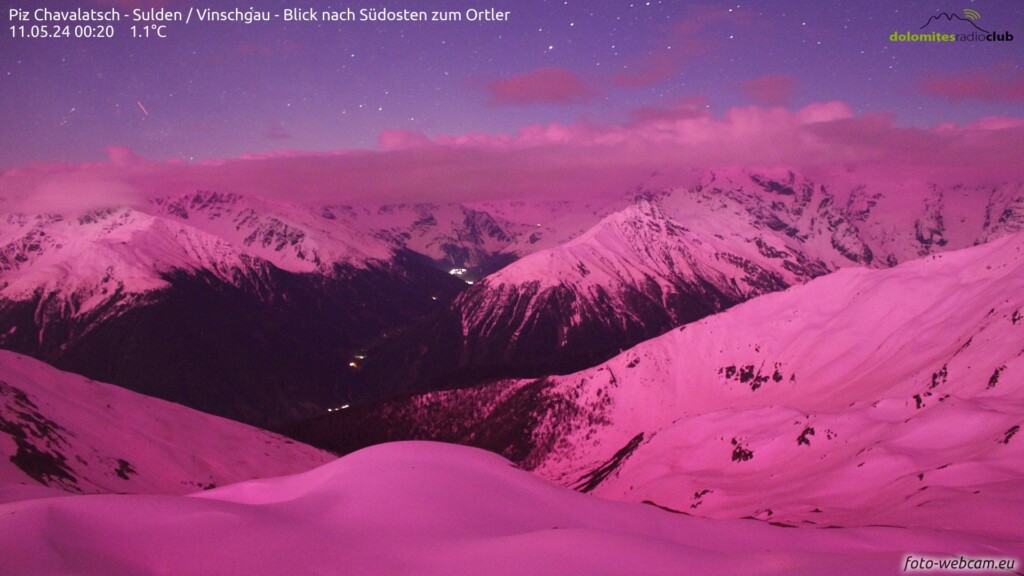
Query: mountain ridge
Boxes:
[{"xmin": 2, "ymin": 173, "xmax": 1022, "ymax": 426}]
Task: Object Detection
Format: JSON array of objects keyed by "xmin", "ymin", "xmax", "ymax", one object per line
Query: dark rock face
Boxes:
[{"xmin": 572, "ymin": 433, "xmax": 645, "ymax": 493}]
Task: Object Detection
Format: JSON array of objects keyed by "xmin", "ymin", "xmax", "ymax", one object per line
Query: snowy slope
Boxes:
[
  {"xmin": 0, "ymin": 441, "xmax": 1009, "ymax": 576},
  {"xmin": 454, "ymin": 198, "xmax": 819, "ymax": 360},
  {"xmin": 533, "ymin": 232, "xmax": 1024, "ymax": 541},
  {"xmin": 296, "ymin": 232, "xmax": 1024, "ymax": 546},
  {"xmin": 0, "ymin": 350, "xmax": 334, "ymax": 499}
]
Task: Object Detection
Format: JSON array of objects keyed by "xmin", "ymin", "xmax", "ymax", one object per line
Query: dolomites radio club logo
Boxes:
[{"xmin": 890, "ymin": 8, "xmax": 1014, "ymax": 43}]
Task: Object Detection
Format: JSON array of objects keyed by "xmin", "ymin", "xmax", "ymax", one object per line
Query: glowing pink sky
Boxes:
[{"xmin": 1, "ymin": 1, "xmax": 1022, "ymax": 206}]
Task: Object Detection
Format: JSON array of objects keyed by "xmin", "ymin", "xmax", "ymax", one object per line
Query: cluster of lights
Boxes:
[{"xmin": 449, "ymin": 268, "xmax": 474, "ymax": 285}]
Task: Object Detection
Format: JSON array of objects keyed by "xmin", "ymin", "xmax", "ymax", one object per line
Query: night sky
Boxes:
[{"xmin": 1, "ymin": 0, "xmax": 1023, "ymax": 204}]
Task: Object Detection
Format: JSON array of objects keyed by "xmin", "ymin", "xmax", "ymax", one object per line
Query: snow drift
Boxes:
[{"xmin": 0, "ymin": 441, "xmax": 1008, "ymax": 576}]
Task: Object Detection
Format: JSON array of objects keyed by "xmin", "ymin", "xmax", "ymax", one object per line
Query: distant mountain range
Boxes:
[
  {"xmin": 1, "ymin": 173, "xmax": 1021, "ymax": 428},
  {"xmin": 349, "ymin": 171, "xmax": 1024, "ymax": 395}
]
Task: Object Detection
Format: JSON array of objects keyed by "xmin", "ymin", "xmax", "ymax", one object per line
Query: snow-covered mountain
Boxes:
[
  {"xmin": 0, "ymin": 441, "xmax": 1008, "ymax": 576},
  {"xmin": 3, "ymin": 175, "xmax": 1022, "ymax": 425},
  {"xmin": 0, "ymin": 350, "xmax": 333, "ymax": 502},
  {"xmin": 352, "ymin": 171, "xmax": 1024, "ymax": 393},
  {"xmin": 293, "ymin": 232, "xmax": 1024, "ymax": 545},
  {"xmin": 0, "ymin": 192, "xmax": 479, "ymax": 425},
  {"xmin": 450, "ymin": 196, "xmax": 821, "ymax": 372}
]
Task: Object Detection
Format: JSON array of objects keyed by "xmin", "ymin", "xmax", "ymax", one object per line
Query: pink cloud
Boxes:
[
  {"xmin": 630, "ymin": 97, "xmax": 711, "ymax": 123},
  {"xmin": 378, "ymin": 130, "xmax": 433, "ymax": 150},
  {"xmin": 263, "ymin": 123, "xmax": 293, "ymax": 141},
  {"xmin": 105, "ymin": 145, "xmax": 142, "ymax": 167},
  {"xmin": 741, "ymin": 74, "xmax": 798, "ymax": 106},
  {"xmin": 921, "ymin": 64, "xmax": 1024, "ymax": 103},
  {"xmin": 2, "ymin": 102, "xmax": 1022, "ymax": 214},
  {"xmin": 487, "ymin": 67, "xmax": 598, "ymax": 106},
  {"xmin": 612, "ymin": 53, "xmax": 689, "ymax": 89}
]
